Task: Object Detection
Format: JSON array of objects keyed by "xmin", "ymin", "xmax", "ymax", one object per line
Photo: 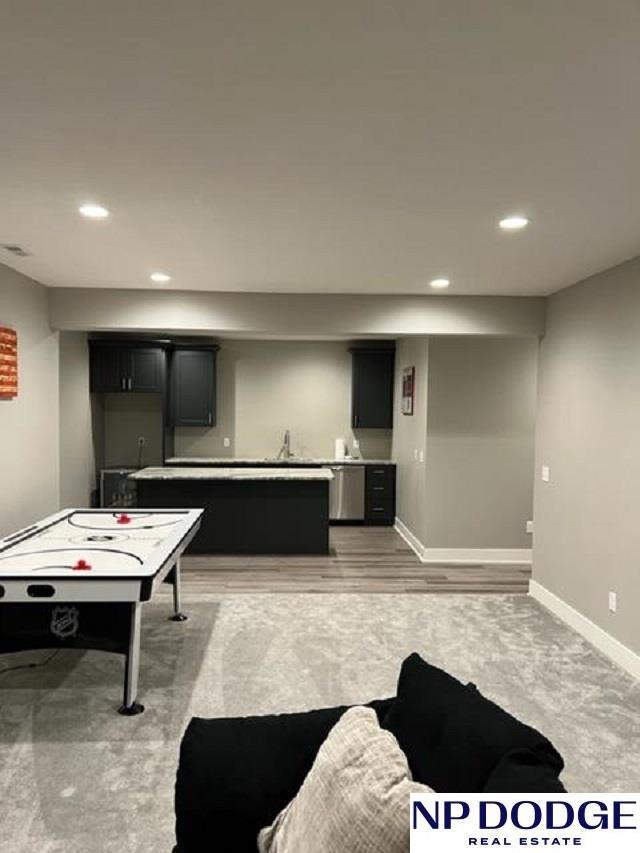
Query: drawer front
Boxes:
[
  {"xmin": 365, "ymin": 498, "xmax": 395, "ymax": 524},
  {"xmin": 366, "ymin": 466, "xmax": 395, "ymax": 492},
  {"xmin": 367, "ymin": 465, "xmax": 394, "ymax": 480},
  {"xmin": 365, "ymin": 495, "xmax": 394, "ymax": 514},
  {"xmin": 368, "ymin": 481, "xmax": 391, "ymax": 497}
]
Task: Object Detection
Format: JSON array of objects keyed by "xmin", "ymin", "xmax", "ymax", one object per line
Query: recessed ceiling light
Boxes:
[
  {"xmin": 150, "ymin": 272, "xmax": 171, "ymax": 283},
  {"xmin": 429, "ymin": 278, "xmax": 450, "ymax": 289},
  {"xmin": 499, "ymin": 215, "xmax": 529, "ymax": 231},
  {"xmin": 78, "ymin": 203, "xmax": 110, "ymax": 219}
]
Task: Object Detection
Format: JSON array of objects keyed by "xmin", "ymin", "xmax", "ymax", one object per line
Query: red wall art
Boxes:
[
  {"xmin": 401, "ymin": 365, "xmax": 415, "ymax": 415},
  {"xmin": 0, "ymin": 327, "xmax": 18, "ymax": 399}
]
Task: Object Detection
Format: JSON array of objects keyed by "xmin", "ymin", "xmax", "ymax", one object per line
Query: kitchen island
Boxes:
[{"xmin": 130, "ymin": 467, "xmax": 333, "ymax": 555}]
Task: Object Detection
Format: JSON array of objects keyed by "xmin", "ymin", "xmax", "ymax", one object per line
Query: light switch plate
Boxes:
[
  {"xmin": 609, "ymin": 592, "xmax": 617, "ymax": 613},
  {"xmin": 526, "ymin": 520, "xmax": 534, "ymax": 534},
  {"xmin": 223, "ymin": 437, "xmax": 231, "ymax": 448},
  {"xmin": 541, "ymin": 465, "xmax": 550, "ymax": 483},
  {"xmin": 418, "ymin": 450, "xmax": 424, "ymax": 463}
]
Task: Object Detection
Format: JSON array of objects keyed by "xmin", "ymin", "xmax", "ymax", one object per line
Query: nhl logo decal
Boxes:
[{"xmin": 50, "ymin": 606, "xmax": 80, "ymax": 639}]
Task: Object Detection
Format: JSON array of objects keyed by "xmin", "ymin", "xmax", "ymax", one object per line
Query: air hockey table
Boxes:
[{"xmin": 0, "ymin": 508, "xmax": 202, "ymax": 715}]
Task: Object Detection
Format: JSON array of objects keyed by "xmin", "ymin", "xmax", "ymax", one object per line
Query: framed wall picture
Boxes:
[
  {"xmin": 0, "ymin": 327, "xmax": 18, "ymax": 399},
  {"xmin": 401, "ymin": 365, "xmax": 415, "ymax": 415}
]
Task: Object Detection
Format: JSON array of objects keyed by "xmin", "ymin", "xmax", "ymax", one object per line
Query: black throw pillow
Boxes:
[
  {"xmin": 174, "ymin": 697, "xmax": 393, "ymax": 853},
  {"xmin": 382, "ymin": 653, "xmax": 564, "ymax": 793},
  {"xmin": 484, "ymin": 748, "xmax": 566, "ymax": 793}
]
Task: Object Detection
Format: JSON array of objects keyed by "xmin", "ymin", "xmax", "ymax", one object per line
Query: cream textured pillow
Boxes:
[{"xmin": 257, "ymin": 706, "xmax": 433, "ymax": 853}]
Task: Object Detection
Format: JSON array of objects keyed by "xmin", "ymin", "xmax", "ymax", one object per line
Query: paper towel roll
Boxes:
[{"xmin": 334, "ymin": 438, "xmax": 346, "ymax": 460}]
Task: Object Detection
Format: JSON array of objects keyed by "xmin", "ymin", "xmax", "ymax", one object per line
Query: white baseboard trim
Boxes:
[
  {"xmin": 394, "ymin": 518, "xmax": 532, "ymax": 565},
  {"xmin": 530, "ymin": 580, "xmax": 640, "ymax": 682},
  {"xmin": 394, "ymin": 518, "xmax": 426, "ymax": 560}
]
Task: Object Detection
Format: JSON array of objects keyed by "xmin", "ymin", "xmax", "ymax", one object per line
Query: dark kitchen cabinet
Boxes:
[
  {"xmin": 89, "ymin": 344, "xmax": 166, "ymax": 393},
  {"xmin": 169, "ymin": 348, "xmax": 217, "ymax": 427},
  {"xmin": 350, "ymin": 348, "xmax": 395, "ymax": 429},
  {"xmin": 365, "ymin": 464, "xmax": 396, "ymax": 525},
  {"xmin": 128, "ymin": 348, "xmax": 166, "ymax": 392},
  {"xmin": 89, "ymin": 345, "xmax": 125, "ymax": 393}
]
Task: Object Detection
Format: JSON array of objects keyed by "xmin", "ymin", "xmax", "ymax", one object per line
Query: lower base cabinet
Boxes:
[{"xmin": 365, "ymin": 465, "xmax": 396, "ymax": 525}]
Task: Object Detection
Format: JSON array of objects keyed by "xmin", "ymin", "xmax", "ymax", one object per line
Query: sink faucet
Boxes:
[{"xmin": 277, "ymin": 429, "xmax": 292, "ymax": 459}]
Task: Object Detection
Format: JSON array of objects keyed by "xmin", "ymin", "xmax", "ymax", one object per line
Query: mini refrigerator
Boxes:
[{"xmin": 100, "ymin": 468, "xmax": 137, "ymax": 508}]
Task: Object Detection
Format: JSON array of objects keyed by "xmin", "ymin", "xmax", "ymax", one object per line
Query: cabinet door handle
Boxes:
[
  {"xmin": 121, "ymin": 377, "xmax": 126, "ymax": 391},
  {"xmin": 372, "ymin": 469, "xmax": 385, "ymax": 474},
  {"xmin": 373, "ymin": 486, "xmax": 385, "ymax": 491},
  {"xmin": 208, "ymin": 412, "xmax": 212, "ymax": 426},
  {"xmin": 128, "ymin": 377, "xmax": 132, "ymax": 391}
]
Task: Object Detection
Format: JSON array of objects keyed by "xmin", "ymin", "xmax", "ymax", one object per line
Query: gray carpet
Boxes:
[{"xmin": 1, "ymin": 593, "xmax": 639, "ymax": 852}]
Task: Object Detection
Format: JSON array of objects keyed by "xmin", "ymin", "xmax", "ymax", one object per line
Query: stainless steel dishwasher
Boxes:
[{"xmin": 324, "ymin": 464, "xmax": 365, "ymax": 521}]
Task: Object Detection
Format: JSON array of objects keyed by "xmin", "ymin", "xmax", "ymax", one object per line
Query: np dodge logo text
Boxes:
[
  {"xmin": 413, "ymin": 800, "xmax": 637, "ymax": 831},
  {"xmin": 410, "ymin": 795, "xmax": 640, "ymax": 853}
]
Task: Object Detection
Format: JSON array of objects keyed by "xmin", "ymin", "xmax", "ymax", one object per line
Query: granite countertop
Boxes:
[
  {"xmin": 129, "ymin": 466, "xmax": 334, "ymax": 482},
  {"xmin": 165, "ymin": 456, "xmax": 394, "ymax": 466}
]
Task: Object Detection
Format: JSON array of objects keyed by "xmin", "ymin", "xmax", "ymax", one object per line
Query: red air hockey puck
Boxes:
[
  {"xmin": 73, "ymin": 559, "xmax": 92, "ymax": 571},
  {"xmin": 116, "ymin": 514, "xmax": 132, "ymax": 525}
]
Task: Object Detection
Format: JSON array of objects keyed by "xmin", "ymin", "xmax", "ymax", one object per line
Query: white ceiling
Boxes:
[{"xmin": 1, "ymin": 1, "xmax": 639, "ymax": 296}]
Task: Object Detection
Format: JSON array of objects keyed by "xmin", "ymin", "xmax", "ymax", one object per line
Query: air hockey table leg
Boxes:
[
  {"xmin": 118, "ymin": 602, "xmax": 145, "ymax": 716},
  {"xmin": 169, "ymin": 558, "xmax": 188, "ymax": 622}
]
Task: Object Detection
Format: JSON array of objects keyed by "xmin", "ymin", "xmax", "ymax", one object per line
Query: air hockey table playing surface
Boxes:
[{"xmin": 0, "ymin": 508, "xmax": 203, "ymax": 714}]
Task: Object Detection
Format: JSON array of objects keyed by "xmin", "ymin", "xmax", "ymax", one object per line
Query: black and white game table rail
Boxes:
[{"xmin": 0, "ymin": 508, "xmax": 203, "ymax": 715}]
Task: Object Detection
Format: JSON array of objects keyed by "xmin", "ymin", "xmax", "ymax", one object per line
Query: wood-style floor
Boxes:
[{"xmin": 179, "ymin": 526, "xmax": 531, "ymax": 594}]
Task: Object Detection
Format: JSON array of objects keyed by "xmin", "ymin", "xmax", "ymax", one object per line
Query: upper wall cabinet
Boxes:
[
  {"xmin": 169, "ymin": 347, "xmax": 218, "ymax": 427},
  {"xmin": 350, "ymin": 347, "xmax": 395, "ymax": 429},
  {"xmin": 128, "ymin": 347, "xmax": 166, "ymax": 393},
  {"xmin": 89, "ymin": 343, "xmax": 166, "ymax": 393}
]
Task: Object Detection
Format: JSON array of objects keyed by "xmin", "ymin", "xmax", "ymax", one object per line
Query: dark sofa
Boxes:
[{"xmin": 174, "ymin": 654, "xmax": 565, "ymax": 853}]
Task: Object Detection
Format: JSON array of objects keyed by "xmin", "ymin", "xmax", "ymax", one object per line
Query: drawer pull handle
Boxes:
[
  {"xmin": 373, "ymin": 506, "xmax": 386, "ymax": 512},
  {"xmin": 372, "ymin": 469, "xmax": 385, "ymax": 474},
  {"xmin": 373, "ymin": 486, "xmax": 385, "ymax": 491}
]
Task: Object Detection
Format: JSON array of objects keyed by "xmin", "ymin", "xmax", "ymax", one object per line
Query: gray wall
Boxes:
[
  {"xmin": 103, "ymin": 393, "xmax": 164, "ymax": 468},
  {"xmin": 533, "ymin": 257, "xmax": 640, "ymax": 656},
  {"xmin": 175, "ymin": 339, "xmax": 391, "ymax": 460},
  {"xmin": 0, "ymin": 264, "xmax": 60, "ymax": 536},
  {"xmin": 425, "ymin": 337, "xmax": 537, "ymax": 548},
  {"xmin": 59, "ymin": 332, "xmax": 95, "ymax": 507},
  {"xmin": 426, "ymin": 338, "xmax": 538, "ymax": 548},
  {"xmin": 391, "ymin": 337, "xmax": 429, "ymax": 543},
  {"xmin": 391, "ymin": 335, "xmax": 537, "ymax": 551}
]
